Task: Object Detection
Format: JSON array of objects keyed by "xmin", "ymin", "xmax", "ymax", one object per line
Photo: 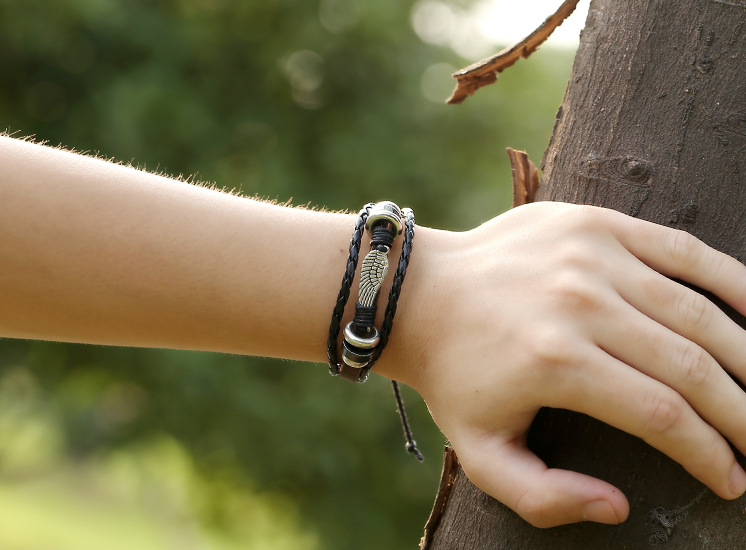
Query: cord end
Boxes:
[{"xmin": 406, "ymin": 440, "xmax": 425, "ymax": 462}]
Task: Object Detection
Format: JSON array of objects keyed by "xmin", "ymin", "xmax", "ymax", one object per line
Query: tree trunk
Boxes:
[{"xmin": 422, "ymin": 0, "xmax": 746, "ymax": 547}]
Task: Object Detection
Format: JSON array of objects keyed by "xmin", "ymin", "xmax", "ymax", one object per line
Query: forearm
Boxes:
[{"xmin": 0, "ymin": 136, "xmax": 434, "ymax": 375}]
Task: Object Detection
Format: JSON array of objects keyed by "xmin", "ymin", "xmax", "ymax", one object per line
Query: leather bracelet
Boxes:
[
  {"xmin": 329, "ymin": 201, "xmax": 413, "ymax": 382},
  {"xmin": 339, "ymin": 201, "xmax": 404, "ymax": 382},
  {"xmin": 342, "ymin": 208, "xmax": 415, "ymax": 382},
  {"xmin": 328, "ymin": 203, "xmax": 424, "ymax": 460}
]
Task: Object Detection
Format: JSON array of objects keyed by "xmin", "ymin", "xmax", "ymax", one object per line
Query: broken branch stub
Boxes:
[
  {"xmin": 507, "ymin": 147, "xmax": 540, "ymax": 207},
  {"xmin": 446, "ymin": 0, "xmax": 581, "ymax": 104}
]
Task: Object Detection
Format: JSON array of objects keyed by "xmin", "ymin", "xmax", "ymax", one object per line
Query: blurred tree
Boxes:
[{"xmin": 0, "ymin": 0, "xmax": 574, "ymax": 548}]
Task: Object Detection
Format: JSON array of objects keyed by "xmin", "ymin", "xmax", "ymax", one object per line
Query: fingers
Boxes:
[
  {"xmin": 616, "ymin": 265, "xmax": 746, "ymax": 380},
  {"xmin": 611, "ymin": 214, "xmax": 746, "ymax": 316},
  {"xmin": 456, "ymin": 433, "xmax": 629, "ymax": 528},
  {"xmin": 554, "ymin": 343, "xmax": 746, "ymax": 501},
  {"xmin": 594, "ymin": 294, "xmax": 746, "ymax": 458},
  {"xmin": 454, "ymin": 337, "xmax": 744, "ymax": 528}
]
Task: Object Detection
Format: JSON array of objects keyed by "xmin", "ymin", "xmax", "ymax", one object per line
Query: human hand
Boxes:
[{"xmin": 389, "ymin": 202, "xmax": 746, "ymax": 528}]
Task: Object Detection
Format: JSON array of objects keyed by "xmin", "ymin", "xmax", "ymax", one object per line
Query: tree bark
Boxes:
[{"xmin": 422, "ymin": 0, "xmax": 746, "ymax": 547}]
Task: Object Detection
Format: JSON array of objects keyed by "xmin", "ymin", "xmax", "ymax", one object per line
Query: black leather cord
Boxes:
[
  {"xmin": 327, "ymin": 203, "xmax": 374, "ymax": 376},
  {"xmin": 392, "ymin": 378, "xmax": 424, "ymax": 461}
]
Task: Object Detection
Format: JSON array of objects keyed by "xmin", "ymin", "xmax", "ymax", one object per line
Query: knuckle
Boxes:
[
  {"xmin": 678, "ymin": 344, "xmax": 712, "ymax": 388},
  {"xmin": 677, "ymin": 291, "xmax": 713, "ymax": 332},
  {"xmin": 706, "ymin": 249, "xmax": 727, "ymax": 279},
  {"xmin": 552, "ymin": 273, "xmax": 605, "ymax": 315},
  {"xmin": 531, "ymin": 327, "xmax": 578, "ymax": 369},
  {"xmin": 515, "ymin": 491, "xmax": 553, "ymax": 528},
  {"xmin": 564, "ymin": 204, "xmax": 606, "ymax": 230},
  {"xmin": 555, "ymin": 238, "xmax": 598, "ymax": 271},
  {"xmin": 643, "ymin": 391, "xmax": 685, "ymax": 437},
  {"xmin": 665, "ymin": 229, "xmax": 701, "ymax": 267}
]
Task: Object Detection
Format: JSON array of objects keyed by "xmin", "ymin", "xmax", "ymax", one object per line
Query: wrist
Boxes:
[{"xmin": 367, "ymin": 225, "xmax": 460, "ymax": 391}]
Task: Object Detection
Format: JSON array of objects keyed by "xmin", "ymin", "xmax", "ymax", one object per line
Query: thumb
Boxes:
[{"xmin": 456, "ymin": 434, "xmax": 630, "ymax": 528}]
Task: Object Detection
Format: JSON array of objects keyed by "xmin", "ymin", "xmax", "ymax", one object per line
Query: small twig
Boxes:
[{"xmin": 446, "ymin": 0, "xmax": 582, "ymax": 104}]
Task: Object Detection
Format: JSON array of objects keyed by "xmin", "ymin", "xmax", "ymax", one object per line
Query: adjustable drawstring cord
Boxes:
[{"xmin": 392, "ymin": 380, "xmax": 424, "ymax": 461}]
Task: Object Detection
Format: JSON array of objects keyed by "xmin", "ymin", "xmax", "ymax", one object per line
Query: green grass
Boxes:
[{"xmin": 0, "ymin": 436, "xmax": 319, "ymax": 550}]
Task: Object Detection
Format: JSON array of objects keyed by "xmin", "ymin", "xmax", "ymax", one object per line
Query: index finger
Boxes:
[
  {"xmin": 610, "ymin": 214, "xmax": 746, "ymax": 316},
  {"xmin": 455, "ymin": 433, "xmax": 629, "ymax": 528}
]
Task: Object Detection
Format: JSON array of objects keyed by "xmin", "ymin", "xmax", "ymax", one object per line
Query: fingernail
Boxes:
[
  {"xmin": 582, "ymin": 500, "xmax": 619, "ymax": 524},
  {"xmin": 729, "ymin": 462, "xmax": 746, "ymax": 497}
]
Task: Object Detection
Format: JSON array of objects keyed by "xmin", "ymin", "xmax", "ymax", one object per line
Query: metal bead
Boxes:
[
  {"xmin": 342, "ymin": 323, "xmax": 379, "ymax": 368},
  {"xmin": 342, "ymin": 341, "xmax": 374, "ymax": 368},
  {"xmin": 343, "ymin": 323, "xmax": 380, "ymax": 348},
  {"xmin": 365, "ymin": 201, "xmax": 403, "ymax": 235}
]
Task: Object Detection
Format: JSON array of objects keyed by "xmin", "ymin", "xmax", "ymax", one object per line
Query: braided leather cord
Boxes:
[{"xmin": 327, "ymin": 203, "xmax": 374, "ymax": 375}]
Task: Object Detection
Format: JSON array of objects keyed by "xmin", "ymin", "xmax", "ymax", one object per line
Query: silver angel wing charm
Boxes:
[{"xmin": 358, "ymin": 249, "xmax": 389, "ymax": 306}]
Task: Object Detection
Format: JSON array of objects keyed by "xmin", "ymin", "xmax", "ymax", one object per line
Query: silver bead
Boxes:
[
  {"xmin": 342, "ymin": 323, "xmax": 379, "ymax": 368},
  {"xmin": 343, "ymin": 323, "xmax": 380, "ymax": 348},
  {"xmin": 365, "ymin": 201, "xmax": 403, "ymax": 235},
  {"xmin": 342, "ymin": 344, "xmax": 374, "ymax": 369}
]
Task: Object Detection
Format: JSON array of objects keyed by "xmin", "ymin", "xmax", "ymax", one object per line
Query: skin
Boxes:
[{"xmin": 2, "ymin": 135, "xmax": 746, "ymax": 528}]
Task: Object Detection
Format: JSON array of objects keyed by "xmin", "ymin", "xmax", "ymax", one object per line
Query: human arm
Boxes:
[
  {"xmin": 0, "ymin": 135, "xmax": 374, "ymax": 361},
  {"xmin": 3, "ymin": 136, "xmax": 746, "ymax": 528}
]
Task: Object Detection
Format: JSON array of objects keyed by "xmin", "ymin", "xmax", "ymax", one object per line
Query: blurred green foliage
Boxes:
[{"xmin": 0, "ymin": 0, "xmax": 575, "ymax": 548}]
